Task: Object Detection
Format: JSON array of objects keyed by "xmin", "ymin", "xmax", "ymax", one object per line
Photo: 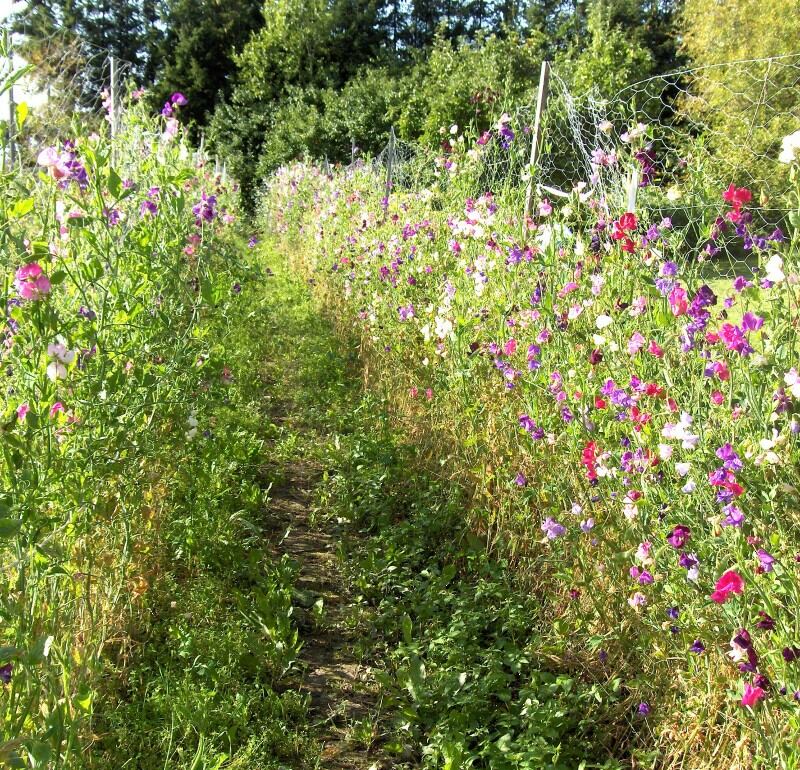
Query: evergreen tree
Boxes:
[{"xmin": 153, "ymin": 0, "xmax": 264, "ymax": 127}]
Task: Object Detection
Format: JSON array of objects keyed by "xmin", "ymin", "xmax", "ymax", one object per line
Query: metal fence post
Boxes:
[{"xmin": 523, "ymin": 61, "xmax": 551, "ymax": 224}]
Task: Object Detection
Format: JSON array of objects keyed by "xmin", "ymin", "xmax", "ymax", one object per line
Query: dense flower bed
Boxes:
[
  {"xmin": 265, "ymin": 120, "xmax": 800, "ymax": 764},
  {"xmin": 0, "ymin": 81, "xmax": 247, "ymax": 762}
]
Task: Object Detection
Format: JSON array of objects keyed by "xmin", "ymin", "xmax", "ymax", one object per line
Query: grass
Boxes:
[{"xmin": 90, "ymin": 242, "xmax": 642, "ymax": 769}]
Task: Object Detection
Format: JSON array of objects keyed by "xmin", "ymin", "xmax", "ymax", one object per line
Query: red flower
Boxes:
[
  {"xmin": 619, "ymin": 212, "xmax": 637, "ymax": 231},
  {"xmin": 581, "ymin": 441, "xmax": 598, "ymax": 481},
  {"xmin": 722, "ymin": 184, "xmax": 752, "ymax": 210}
]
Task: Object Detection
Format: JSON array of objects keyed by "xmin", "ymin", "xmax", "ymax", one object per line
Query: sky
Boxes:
[{"xmin": 2, "ymin": 0, "xmax": 48, "ymax": 107}]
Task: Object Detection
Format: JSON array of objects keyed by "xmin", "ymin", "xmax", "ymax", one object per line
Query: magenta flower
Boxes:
[
  {"xmin": 710, "ymin": 569, "xmax": 744, "ymax": 604},
  {"xmin": 15, "ymin": 263, "xmax": 52, "ymax": 301},
  {"xmin": 741, "ymin": 682, "xmax": 766, "ymax": 708},
  {"xmin": 667, "ymin": 524, "xmax": 691, "ymax": 549},
  {"xmin": 756, "ymin": 549, "xmax": 775, "ymax": 573}
]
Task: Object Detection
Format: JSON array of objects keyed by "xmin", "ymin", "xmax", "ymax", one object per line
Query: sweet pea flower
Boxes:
[
  {"xmin": 778, "ymin": 129, "xmax": 800, "ymax": 164},
  {"xmin": 541, "ymin": 517, "xmax": 566, "ymax": 539},
  {"xmin": 668, "ymin": 286, "xmax": 688, "ymax": 316},
  {"xmin": 667, "ymin": 525, "xmax": 691, "ymax": 549},
  {"xmin": 741, "ymin": 682, "xmax": 766, "ymax": 708},
  {"xmin": 16, "ymin": 403, "xmax": 29, "ymax": 421},
  {"xmin": 756, "ymin": 549, "xmax": 775, "ymax": 573},
  {"xmin": 15, "ymin": 263, "xmax": 52, "ymax": 301},
  {"xmin": 765, "ymin": 254, "xmax": 785, "ymax": 283},
  {"xmin": 785, "ymin": 368, "xmax": 800, "ymax": 399},
  {"xmin": 710, "ymin": 569, "xmax": 744, "ymax": 603},
  {"xmin": 628, "ymin": 332, "xmax": 645, "ymax": 355}
]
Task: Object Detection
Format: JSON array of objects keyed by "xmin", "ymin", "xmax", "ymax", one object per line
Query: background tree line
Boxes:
[{"xmin": 9, "ymin": 0, "xmax": 800, "ymax": 204}]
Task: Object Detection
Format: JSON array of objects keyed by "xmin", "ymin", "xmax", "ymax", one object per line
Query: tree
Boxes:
[
  {"xmin": 151, "ymin": 0, "xmax": 264, "ymax": 128},
  {"xmin": 10, "ymin": 0, "xmax": 163, "ymax": 104}
]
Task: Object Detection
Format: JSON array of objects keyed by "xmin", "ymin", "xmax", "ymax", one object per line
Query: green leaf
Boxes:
[
  {"xmin": 401, "ymin": 613, "xmax": 413, "ymax": 645},
  {"xmin": 108, "ymin": 168, "xmax": 122, "ymax": 199},
  {"xmin": 0, "ymin": 519, "xmax": 22, "ymax": 538},
  {"xmin": 9, "ymin": 197, "xmax": 34, "ymax": 218}
]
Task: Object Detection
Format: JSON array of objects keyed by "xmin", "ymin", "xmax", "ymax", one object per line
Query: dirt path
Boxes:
[{"xmin": 262, "ymin": 458, "xmax": 392, "ymax": 769}]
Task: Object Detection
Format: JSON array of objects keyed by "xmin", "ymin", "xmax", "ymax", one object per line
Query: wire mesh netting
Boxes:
[{"xmin": 356, "ymin": 53, "xmax": 800, "ymax": 275}]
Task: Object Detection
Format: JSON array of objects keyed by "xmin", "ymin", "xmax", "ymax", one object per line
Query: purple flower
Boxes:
[
  {"xmin": 192, "ymin": 192, "xmax": 218, "ymax": 225},
  {"xmin": 170, "ymin": 91, "xmax": 188, "ymax": 106},
  {"xmin": 0, "ymin": 663, "xmax": 11, "ymax": 684},
  {"xmin": 541, "ymin": 517, "xmax": 566, "ymax": 539},
  {"xmin": 756, "ymin": 549, "xmax": 775, "ymax": 573},
  {"xmin": 667, "ymin": 524, "xmax": 691, "ymax": 549},
  {"xmin": 716, "ymin": 443, "xmax": 743, "ymax": 472},
  {"xmin": 722, "ymin": 504, "xmax": 745, "ymax": 527},
  {"xmin": 756, "ymin": 611, "xmax": 776, "ymax": 631},
  {"xmin": 514, "ymin": 472, "xmax": 527, "ymax": 487},
  {"xmin": 783, "ymin": 646, "xmax": 800, "ymax": 662},
  {"xmin": 741, "ymin": 311, "xmax": 764, "ymax": 332},
  {"xmin": 637, "ymin": 702, "xmax": 651, "ymax": 716},
  {"xmin": 690, "ymin": 639, "xmax": 705, "ymax": 654}
]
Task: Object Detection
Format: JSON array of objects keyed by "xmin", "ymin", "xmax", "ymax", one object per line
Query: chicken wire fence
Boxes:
[
  {"xmin": 2, "ymin": 29, "xmax": 140, "ymax": 169},
  {"xmin": 353, "ymin": 52, "xmax": 800, "ymax": 275}
]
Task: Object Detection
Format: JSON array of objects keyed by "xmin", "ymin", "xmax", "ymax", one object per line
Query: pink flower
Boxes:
[
  {"xmin": 15, "ymin": 262, "xmax": 52, "ymax": 301},
  {"xmin": 37, "ymin": 146, "xmax": 70, "ymax": 179},
  {"xmin": 628, "ymin": 332, "xmax": 646, "ymax": 355},
  {"xmin": 503, "ymin": 338, "xmax": 517, "ymax": 356},
  {"xmin": 49, "ymin": 402, "xmax": 65, "ymax": 418},
  {"xmin": 668, "ymin": 286, "xmax": 688, "ymax": 316},
  {"xmin": 710, "ymin": 569, "xmax": 744, "ymax": 604},
  {"xmin": 647, "ymin": 340, "xmax": 664, "ymax": 358},
  {"xmin": 711, "ymin": 390, "xmax": 724, "ymax": 405},
  {"xmin": 16, "ymin": 403, "xmax": 29, "ymax": 421},
  {"xmin": 538, "ymin": 199, "xmax": 552, "ymax": 217},
  {"xmin": 741, "ymin": 682, "xmax": 766, "ymax": 708}
]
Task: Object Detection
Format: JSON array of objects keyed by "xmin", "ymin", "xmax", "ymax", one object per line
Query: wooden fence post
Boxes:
[
  {"xmin": 523, "ymin": 60, "xmax": 551, "ymax": 224},
  {"xmin": 110, "ymin": 55, "xmax": 119, "ymax": 140},
  {"xmin": 385, "ymin": 126, "xmax": 396, "ymax": 197},
  {"xmin": 8, "ymin": 85, "xmax": 16, "ymax": 169},
  {"xmin": 626, "ymin": 165, "xmax": 640, "ymax": 213}
]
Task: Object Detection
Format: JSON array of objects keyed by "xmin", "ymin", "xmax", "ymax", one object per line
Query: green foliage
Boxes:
[
  {"xmin": 394, "ymin": 31, "xmax": 546, "ymax": 144},
  {"xmin": 680, "ymin": 0, "xmax": 800, "ymax": 197},
  {"xmin": 321, "ymin": 391, "xmax": 629, "ymax": 769},
  {"xmin": 557, "ymin": 1, "xmax": 655, "ymax": 97}
]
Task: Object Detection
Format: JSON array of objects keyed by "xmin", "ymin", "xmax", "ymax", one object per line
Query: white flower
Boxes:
[
  {"xmin": 778, "ymin": 129, "xmax": 800, "ymax": 164},
  {"xmin": 595, "ymin": 314, "xmax": 613, "ymax": 329},
  {"xmin": 47, "ymin": 342, "xmax": 75, "ymax": 364},
  {"xmin": 434, "ymin": 315, "xmax": 453, "ymax": 340},
  {"xmin": 765, "ymin": 254, "xmax": 785, "ymax": 283},
  {"xmin": 675, "ymin": 462, "xmax": 692, "ymax": 477},
  {"xmin": 598, "ymin": 120, "xmax": 613, "ymax": 134},
  {"xmin": 785, "ymin": 368, "xmax": 800, "ymax": 399},
  {"xmin": 46, "ymin": 362, "xmax": 67, "ymax": 381},
  {"xmin": 621, "ymin": 123, "xmax": 647, "ymax": 143}
]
